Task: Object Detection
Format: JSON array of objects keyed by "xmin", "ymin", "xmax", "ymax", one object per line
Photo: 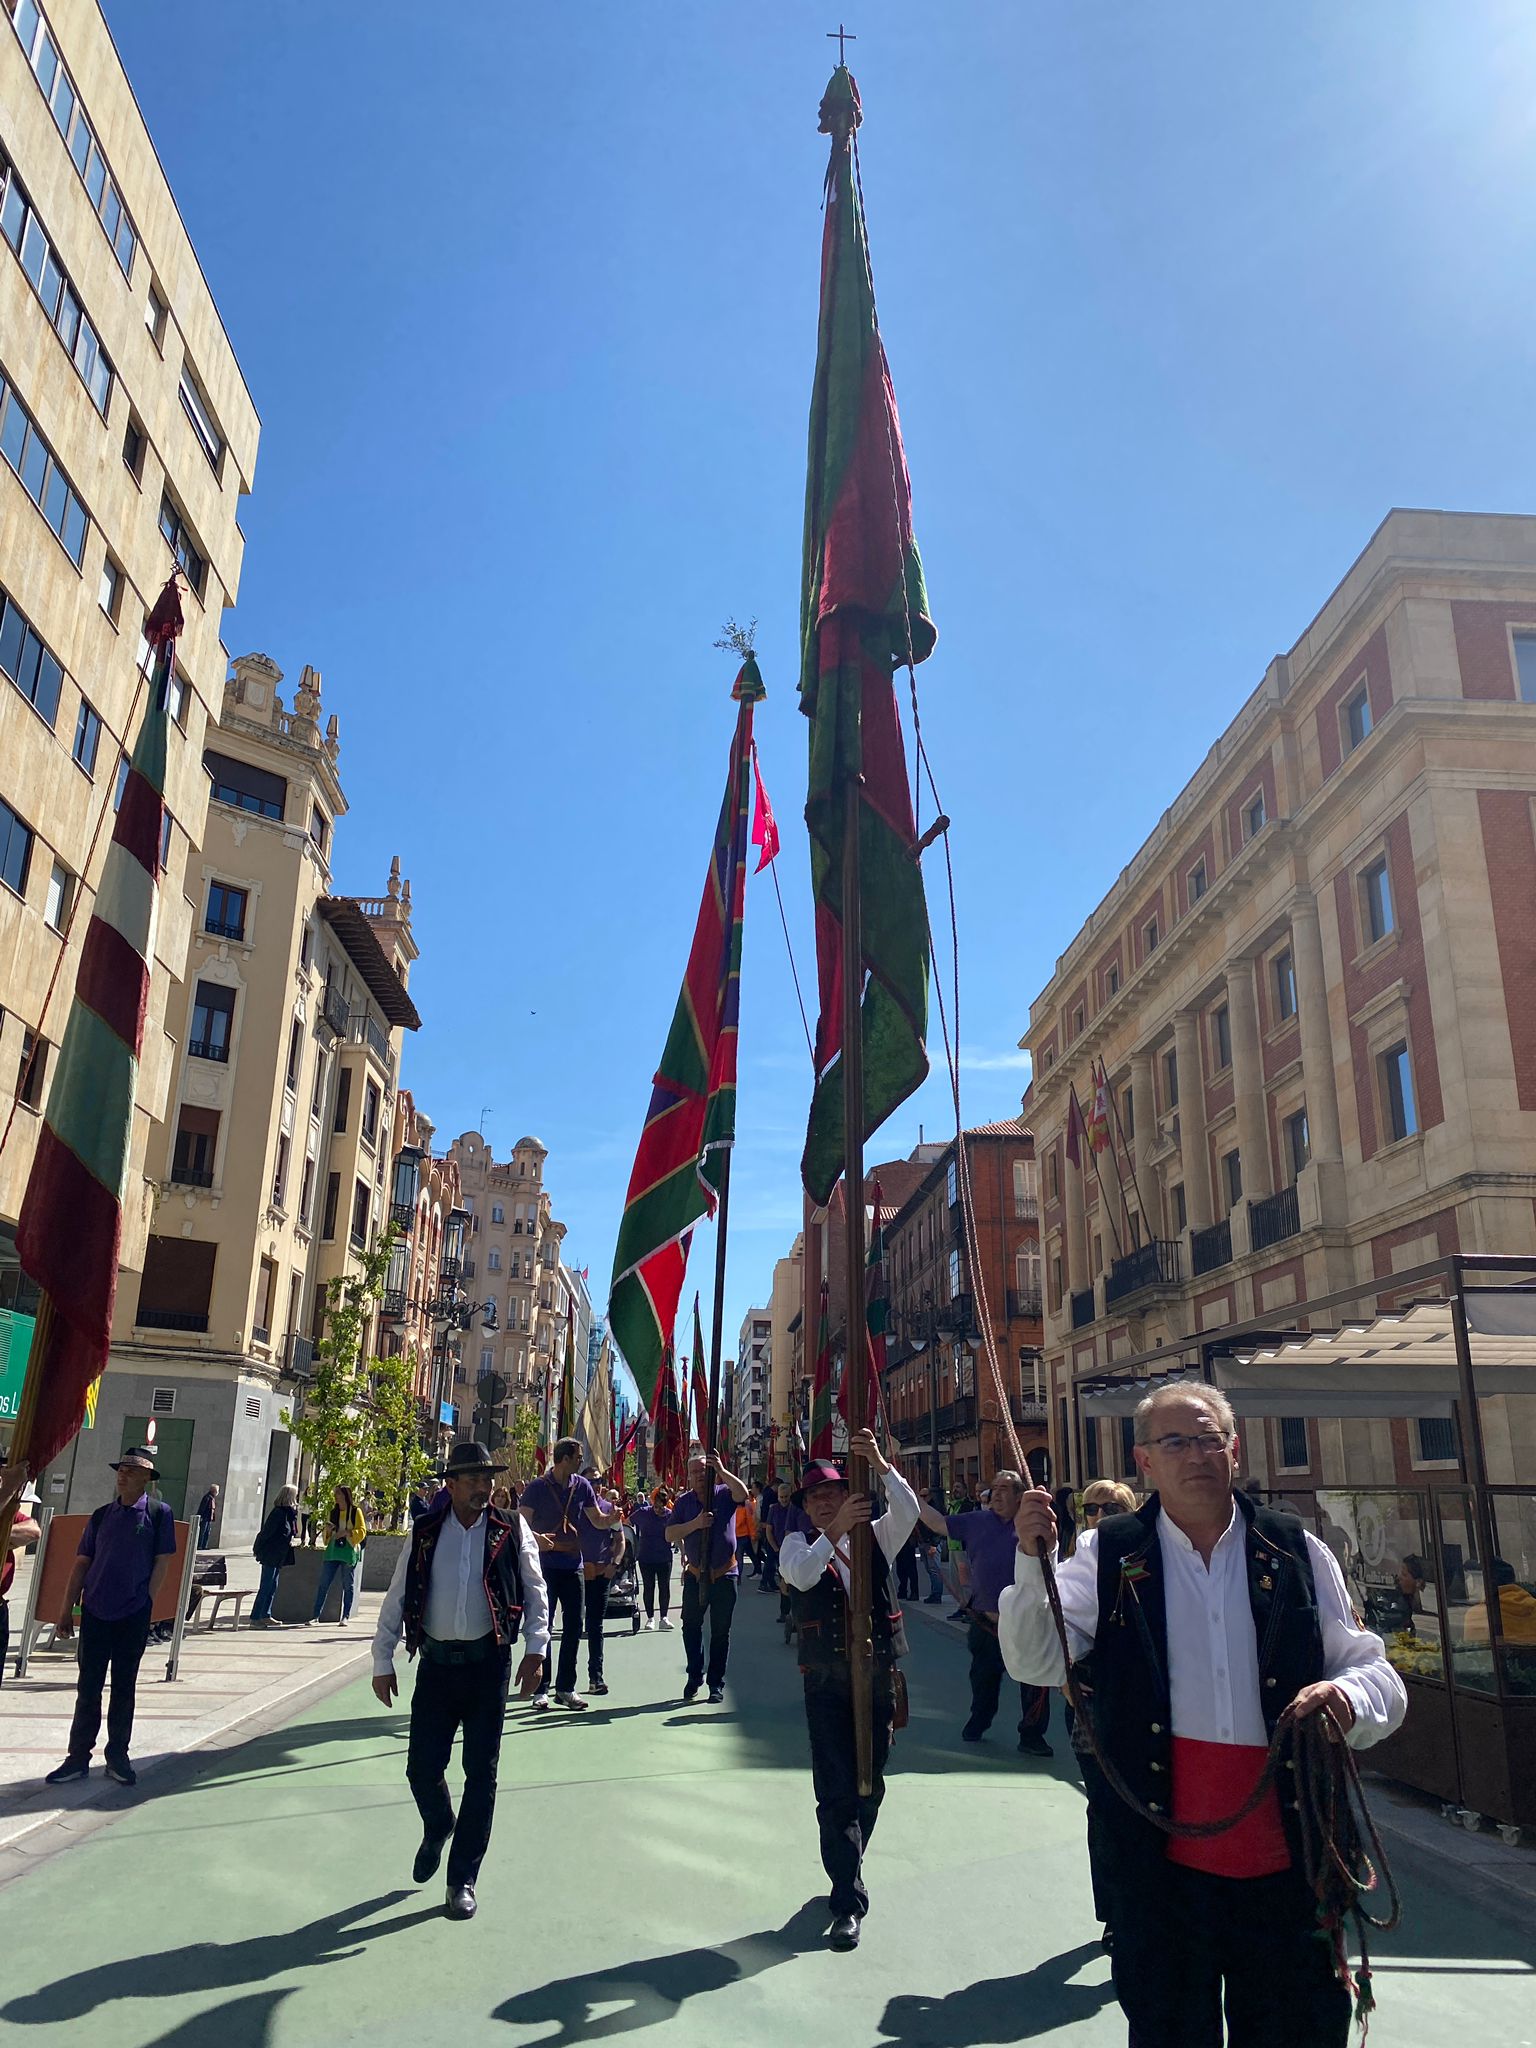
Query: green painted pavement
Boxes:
[{"xmin": 0, "ymin": 1589, "xmax": 1531, "ymax": 2047}]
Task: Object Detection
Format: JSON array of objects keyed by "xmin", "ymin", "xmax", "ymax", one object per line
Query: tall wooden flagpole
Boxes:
[{"xmin": 841, "ymin": 775, "xmax": 875, "ymax": 1796}]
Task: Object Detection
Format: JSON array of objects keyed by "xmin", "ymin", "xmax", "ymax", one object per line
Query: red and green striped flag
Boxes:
[
  {"xmin": 809, "ymin": 1282, "xmax": 834, "ymax": 1458},
  {"xmin": 648, "ymin": 1341, "xmax": 686, "ymax": 1486},
  {"xmin": 690, "ymin": 1294, "xmax": 711, "ymax": 1453},
  {"xmin": 839, "ymin": 1178, "xmax": 888, "ymax": 1433},
  {"xmin": 558, "ymin": 1307, "xmax": 576, "ymax": 1438},
  {"xmin": 13, "ymin": 578, "xmax": 183, "ymax": 1479},
  {"xmin": 799, "ymin": 66, "xmax": 935, "ymax": 1205},
  {"xmin": 608, "ymin": 661, "xmax": 764, "ymax": 1416}
]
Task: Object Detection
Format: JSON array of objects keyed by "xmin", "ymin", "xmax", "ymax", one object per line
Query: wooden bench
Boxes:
[{"xmin": 188, "ymin": 1554, "xmax": 249, "ymax": 1630}]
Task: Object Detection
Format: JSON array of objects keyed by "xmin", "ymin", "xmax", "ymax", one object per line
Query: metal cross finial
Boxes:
[{"xmin": 827, "ymin": 22, "xmax": 855, "ymax": 63}]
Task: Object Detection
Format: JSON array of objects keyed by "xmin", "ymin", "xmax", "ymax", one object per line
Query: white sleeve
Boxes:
[
  {"xmin": 780, "ymin": 1530, "xmax": 834, "ymax": 1592},
  {"xmin": 872, "ymin": 1466, "xmax": 920, "ymax": 1565},
  {"xmin": 371, "ymin": 1535, "xmax": 412, "ymax": 1677},
  {"xmin": 997, "ymin": 1531, "xmax": 1101, "ymax": 1686},
  {"xmin": 518, "ymin": 1517, "xmax": 550, "ymax": 1659},
  {"xmin": 1304, "ymin": 1532, "xmax": 1408, "ymax": 1746}
]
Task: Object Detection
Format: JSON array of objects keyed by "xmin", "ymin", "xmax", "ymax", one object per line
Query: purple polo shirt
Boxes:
[
  {"xmin": 768, "ymin": 1503, "xmax": 793, "ymax": 1548},
  {"xmin": 520, "ymin": 1472, "xmax": 597, "ymax": 1573},
  {"xmin": 946, "ymin": 1507, "xmax": 1022, "ymax": 1615},
  {"xmin": 578, "ymin": 1500, "xmax": 618, "ymax": 1568},
  {"xmin": 78, "ymin": 1495, "xmax": 176, "ymax": 1621},
  {"xmin": 630, "ymin": 1502, "xmax": 672, "ymax": 1565},
  {"xmin": 668, "ymin": 1484, "xmax": 738, "ymax": 1576}
]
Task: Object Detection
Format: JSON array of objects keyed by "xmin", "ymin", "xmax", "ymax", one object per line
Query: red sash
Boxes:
[{"xmin": 1167, "ymin": 1735, "xmax": 1291, "ymax": 1879}]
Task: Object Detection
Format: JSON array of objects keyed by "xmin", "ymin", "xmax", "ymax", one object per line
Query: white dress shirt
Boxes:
[
  {"xmin": 373, "ymin": 1511, "xmax": 549, "ymax": 1677},
  {"xmin": 997, "ymin": 1502, "xmax": 1406, "ymax": 1749},
  {"xmin": 779, "ymin": 1466, "xmax": 922, "ymax": 1593}
]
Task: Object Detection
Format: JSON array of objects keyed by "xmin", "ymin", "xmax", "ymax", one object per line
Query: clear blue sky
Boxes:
[{"xmin": 106, "ymin": 1, "xmax": 1536, "ymax": 1400}]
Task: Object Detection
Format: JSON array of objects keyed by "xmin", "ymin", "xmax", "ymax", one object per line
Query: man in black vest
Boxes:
[
  {"xmin": 779, "ymin": 1428, "xmax": 920, "ymax": 1953},
  {"xmin": 372, "ymin": 1441, "xmax": 548, "ymax": 1920},
  {"xmin": 1000, "ymin": 1386, "xmax": 1406, "ymax": 2047}
]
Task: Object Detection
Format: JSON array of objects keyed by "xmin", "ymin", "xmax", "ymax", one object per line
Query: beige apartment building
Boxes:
[
  {"xmin": 1025, "ymin": 509, "xmax": 1536, "ymax": 1495},
  {"xmin": 0, "ymin": 0, "xmax": 257, "ymax": 1328},
  {"xmin": 54, "ymin": 652, "xmax": 422, "ymax": 1539},
  {"xmin": 379, "ymin": 1091, "xmax": 465, "ymax": 1461},
  {"xmin": 767, "ymin": 1233, "xmax": 804, "ymax": 1460}
]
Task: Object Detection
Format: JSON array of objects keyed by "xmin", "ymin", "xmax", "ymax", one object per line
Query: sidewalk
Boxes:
[{"xmin": 0, "ymin": 1552, "xmax": 381, "ymax": 1882}]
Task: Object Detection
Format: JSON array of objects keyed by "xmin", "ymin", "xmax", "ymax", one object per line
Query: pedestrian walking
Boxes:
[
  {"xmin": 579, "ymin": 1471, "xmax": 621, "ymax": 1695},
  {"xmin": 309, "ymin": 1486, "xmax": 366, "ymax": 1625},
  {"xmin": 195, "ymin": 1482, "xmax": 218, "ymax": 1551},
  {"xmin": 894, "ymin": 1518, "xmax": 922, "ymax": 1602},
  {"xmin": 45, "ymin": 1447, "xmax": 176, "ymax": 1788},
  {"xmin": 778, "ymin": 1428, "xmax": 920, "ymax": 1951},
  {"xmin": 917, "ymin": 1526, "xmax": 945, "ymax": 1602},
  {"xmin": 767, "ymin": 1481, "xmax": 795, "ymax": 1629},
  {"xmin": 519, "ymin": 1436, "xmax": 623, "ymax": 1711},
  {"xmin": 1, "ymin": 1459, "xmax": 41, "ymax": 1687},
  {"xmin": 372, "ymin": 1441, "xmax": 547, "ymax": 1921},
  {"xmin": 667, "ymin": 1450, "xmax": 749, "ymax": 1703},
  {"xmin": 250, "ymin": 1485, "xmax": 299, "ymax": 1628},
  {"xmin": 630, "ymin": 1487, "xmax": 674, "ymax": 1629},
  {"xmin": 918, "ymin": 1471, "xmax": 1053, "ymax": 1756},
  {"xmin": 1000, "ymin": 1385, "xmax": 1408, "ymax": 2048},
  {"xmin": 407, "ymin": 1478, "xmax": 433, "ymax": 1524},
  {"xmin": 735, "ymin": 1495, "xmax": 758, "ymax": 1576}
]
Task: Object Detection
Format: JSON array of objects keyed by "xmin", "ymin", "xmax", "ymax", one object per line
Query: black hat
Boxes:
[
  {"xmin": 111, "ymin": 1445, "xmax": 160, "ymax": 1478},
  {"xmin": 792, "ymin": 1458, "xmax": 847, "ymax": 1507},
  {"xmin": 439, "ymin": 1440, "xmax": 507, "ymax": 1479}
]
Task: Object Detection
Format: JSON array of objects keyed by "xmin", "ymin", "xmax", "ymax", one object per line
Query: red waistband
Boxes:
[{"xmin": 1167, "ymin": 1735, "xmax": 1291, "ymax": 1879}]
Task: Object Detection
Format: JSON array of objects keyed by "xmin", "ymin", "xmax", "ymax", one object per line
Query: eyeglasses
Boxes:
[
  {"xmin": 1145, "ymin": 1431, "xmax": 1230, "ymax": 1457},
  {"xmin": 1082, "ymin": 1501, "xmax": 1111, "ymax": 1517}
]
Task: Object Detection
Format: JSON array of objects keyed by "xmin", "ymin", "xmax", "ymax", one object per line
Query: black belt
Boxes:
[{"xmin": 421, "ymin": 1632, "xmax": 499, "ymax": 1666}]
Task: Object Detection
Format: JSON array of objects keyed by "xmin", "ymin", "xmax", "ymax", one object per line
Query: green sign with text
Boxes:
[{"xmin": 0, "ymin": 1307, "xmax": 35, "ymax": 1423}]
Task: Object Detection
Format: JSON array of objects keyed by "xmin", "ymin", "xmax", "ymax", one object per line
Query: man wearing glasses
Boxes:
[{"xmin": 999, "ymin": 1386, "xmax": 1405, "ymax": 2048}]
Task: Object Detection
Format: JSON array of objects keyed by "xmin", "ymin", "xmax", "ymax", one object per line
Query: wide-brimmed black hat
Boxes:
[
  {"xmin": 792, "ymin": 1458, "xmax": 847, "ymax": 1507},
  {"xmin": 439, "ymin": 1440, "xmax": 507, "ymax": 1479},
  {"xmin": 111, "ymin": 1445, "xmax": 160, "ymax": 1477}
]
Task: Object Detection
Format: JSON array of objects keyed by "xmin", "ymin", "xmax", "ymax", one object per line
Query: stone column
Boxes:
[
  {"xmin": 1226, "ymin": 956, "xmax": 1273, "ymax": 1205},
  {"xmin": 1173, "ymin": 1009, "xmax": 1213, "ymax": 1232},
  {"xmin": 1065, "ymin": 1127, "xmax": 1089, "ymax": 1299},
  {"xmin": 1130, "ymin": 1047, "xmax": 1156, "ymax": 1237},
  {"xmin": 1290, "ymin": 895, "xmax": 1343, "ymax": 1166}
]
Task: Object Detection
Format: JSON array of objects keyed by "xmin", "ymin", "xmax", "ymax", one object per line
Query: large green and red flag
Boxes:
[
  {"xmin": 839, "ymin": 1177, "xmax": 888, "ymax": 1433},
  {"xmin": 648, "ymin": 1341, "xmax": 686, "ymax": 1486},
  {"xmin": 558, "ymin": 1306, "xmax": 576, "ymax": 1439},
  {"xmin": 13, "ymin": 578, "xmax": 182, "ymax": 1479},
  {"xmin": 690, "ymin": 1293, "xmax": 711, "ymax": 1452},
  {"xmin": 809, "ymin": 1281, "xmax": 834, "ymax": 1458},
  {"xmin": 608, "ymin": 660, "xmax": 765, "ymax": 1413},
  {"xmin": 799, "ymin": 66, "xmax": 936, "ymax": 1206}
]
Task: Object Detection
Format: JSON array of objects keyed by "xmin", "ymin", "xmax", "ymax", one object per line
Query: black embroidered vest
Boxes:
[
  {"xmin": 1083, "ymin": 1492, "xmax": 1322, "ymax": 1878},
  {"xmin": 791, "ymin": 1543, "xmax": 900, "ymax": 1681},
  {"xmin": 402, "ymin": 1503, "xmax": 524, "ymax": 1656}
]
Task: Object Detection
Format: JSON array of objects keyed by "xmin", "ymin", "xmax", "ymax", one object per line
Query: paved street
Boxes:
[{"xmin": 0, "ymin": 1585, "xmax": 1530, "ymax": 2048}]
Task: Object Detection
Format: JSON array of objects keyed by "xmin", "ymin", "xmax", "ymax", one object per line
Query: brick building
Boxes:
[{"xmin": 1023, "ymin": 509, "xmax": 1536, "ymax": 1494}]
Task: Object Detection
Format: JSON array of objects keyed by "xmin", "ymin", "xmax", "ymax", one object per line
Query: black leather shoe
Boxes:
[
  {"xmin": 707, "ymin": 1685, "xmax": 725, "ymax": 1704},
  {"xmin": 446, "ymin": 1883, "xmax": 477, "ymax": 1920},
  {"xmin": 45, "ymin": 1759, "xmax": 89, "ymax": 1785},
  {"xmin": 683, "ymin": 1682, "xmax": 701, "ymax": 1703},
  {"xmin": 829, "ymin": 1914, "xmax": 860, "ymax": 1952},
  {"xmin": 413, "ymin": 1831, "xmax": 452, "ymax": 1884},
  {"xmin": 103, "ymin": 1757, "xmax": 137, "ymax": 1786}
]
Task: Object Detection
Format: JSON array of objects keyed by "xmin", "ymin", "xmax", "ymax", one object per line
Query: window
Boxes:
[
  {"xmin": 9, "ymin": 0, "xmax": 137, "ymax": 275},
  {"xmin": 1285, "ymin": 1107, "xmax": 1311, "ymax": 1181},
  {"xmin": 171, "ymin": 1105, "xmax": 218, "ymax": 1186},
  {"xmin": 491, "ymin": 1203, "xmax": 505, "ymax": 1224},
  {"xmin": 16, "ymin": 1028, "xmax": 46, "ymax": 1108},
  {"xmin": 1222, "ymin": 1148, "xmax": 1243, "ymax": 1211},
  {"xmin": 159, "ymin": 493, "xmax": 207, "ymax": 596},
  {"xmin": 145, "ymin": 283, "xmax": 167, "ymax": 346},
  {"xmin": 0, "ymin": 587, "xmax": 64, "ymax": 727},
  {"xmin": 1163, "ymin": 1048, "xmax": 1179, "ymax": 1110},
  {"xmin": 253, "ymin": 1257, "xmax": 276, "ymax": 1342},
  {"xmin": 1171, "ymin": 1182, "xmax": 1187, "ymax": 1233},
  {"xmin": 1243, "ymin": 790, "xmax": 1267, "ymax": 841},
  {"xmin": 205, "ymin": 881, "xmax": 247, "ymax": 941},
  {"xmin": 1072, "ymin": 1003, "xmax": 1085, "ymax": 1039},
  {"xmin": 285, "ymin": 1018, "xmax": 303, "ymax": 1092},
  {"xmin": 189, "ymin": 980, "xmax": 235, "ymax": 1061},
  {"xmin": 321, "ymin": 1171, "xmax": 341, "ymax": 1242},
  {"xmin": 1143, "ymin": 917, "xmax": 1159, "ymax": 955},
  {"xmin": 1382, "ymin": 1042, "xmax": 1418, "ymax": 1142},
  {"xmin": 1513, "ymin": 632, "xmax": 1536, "ymax": 704},
  {"xmin": 0, "ymin": 373, "xmax": 86, "ymax": 562},
  {"xmin": 310, "ymin": 805, "xmax": 330, "ymax": 856},
  {"xmin": 135, "ymin": 1235, "xmax": 216, "ymax": 1333},
  {"xmin": 1188, "ymin": 858, "xmax": 1207, "ymax": 903},
  {"xmin": 0, "ymin": 150, "xmax": 114, "ymax": 412},
  {"xmin": 350, "ymin": 1178, "xmax": 371, "ymax": 1248},
  {"xmin": 159, "ymin": 807, "xmax": 174, "ymax": 873},
  {"xmin": 1279, "ymin": 1417, "xmax": 1310, "ymax": 1469},
  {"xmin": 1212, "ymin": 1003, "xmax": 1231, "ymax": 1071},
  {"xmin": 98, "ymin": 554, "xmax": 124, "ymax": 624},
  {"xmin": 488, "ymin": 1248, "xmax": 502, "ymax": 1271},
  {"xmin": 948, "ymin": 1247, "xmax": 961, "ymax": 1300},
  {"xmin": 43, "ymin": 860, "xmax": 71, "ymax": 931},
  {"xmin": 72, "ymin": 698, "xmax": 101, "ymax": 776},
  {"xmin": 1120, "ymin": 1086, "xmax": 1133, "ymax": 1141},
  {"xmin": 1012, "ymin": 1157, "xmax": 1038, "ymax": 1215},
  {"xmin": 1119, "ymin": 1416, "xmax": 1137, "ymax": 1478},
  {"xmin": 1105, "ymin": 961, "xmax": 1119, "ymax": 998},
  {"xmin": 204, "ymin": 749, "xmax": 285, "ymax": 821},
  {"xmin": 271, "ymin": 1132, "xmax": 290, "ymax": 1210},
  {"xmin": 1414, "ymin": 1416, "xmax": 1457, "ymax": 1463},
  {"xmin": 166, "ymin": 667, "xmax": 187, "ymax": 728},
  {"xmin": 1344, "ymin": 684, "xmax": 1373, "ymax": 751},
  {"xmin": 362, "ymin": 1080, "xmax": 381, "ymax": 1145},
  {"xmin": 946, "ymin": 1158, "xmax": 958, "ymax": 1208},
  {"xmin": 310, "ymin": 1052, "xmax": 326, "ymax": 1121},
  {"xmin": 1273, "ymin": 948, "xmax": 1296, "ymax": 1022},
  {"xmin": 1085, "ymin": 1417, "xmax": 1101, "ymax": 1481},
  {"xmin": 122, "ymin": 415, "xmax": 146, "ymax": 482},
  {"xmin": 299, "ymin": 1154, "xmax": 316, "ymax": 1228},
  {"xmin": 1362, "ymin": 858, "xmax": 1394, "ymax": 945},
  {"xmin": 113, "ymin": 755, "xmax": 129, "ymax": 811},
  {"xmin": 0, "ymin": 796, "xmax": 34, "ymax": 897},
  {"xmin": 178, "ymin": 365, "xmax": 224, "ymax": 471},
  {"xmin": 1047, "ymin": 1151, "xmax": 1059, "ymax": 1200}
]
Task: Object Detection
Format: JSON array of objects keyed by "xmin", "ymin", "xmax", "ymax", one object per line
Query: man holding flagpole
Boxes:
[
  {"xmin": 666, "ymin": 1448, "xmax": 749, "ymax": 1703},
  {"xmin": 519, "ymin": 1437, "xmax": 622, "ymax": 1710}
]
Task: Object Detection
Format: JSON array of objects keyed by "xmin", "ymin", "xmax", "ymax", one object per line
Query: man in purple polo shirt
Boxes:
[
  {"xmin": 46, "ymin": 1446, "xmax": 177, "ymax": 1788},
  {"xmin": 519, "ymin": 1436, "xmax": 622, "ymax": 1710},
  {"xmin": 667, "ymin": 1450, "xmax": 749, "ymax": 1703},
  {"xmin": 918, "ymin": 1469, "xmax": 1051, "ymax": 1757}
]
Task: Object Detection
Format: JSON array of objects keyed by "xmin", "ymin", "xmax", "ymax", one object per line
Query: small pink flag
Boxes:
[{"xmin": 750, "ymin": 742, "xmax": 781, "ymax": 872}]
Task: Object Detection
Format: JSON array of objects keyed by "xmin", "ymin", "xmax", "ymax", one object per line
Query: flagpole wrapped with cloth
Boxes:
[{"xmin": 800, "ymin": 64, "xmax": 936, "ymax": 1795}]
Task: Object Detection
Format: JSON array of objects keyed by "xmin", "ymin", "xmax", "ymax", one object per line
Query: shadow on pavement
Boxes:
[
  {"xmin": 140, "ymin": 1989, "xmax": 293, "ymax": 2047},
  {"xmin": 1, "ymin": 1891, "xmax": 440, "ymax": 2024},
  {"xmin": 876, "ymin": 1941, "xmax": 1116, "ymax": 2045},
  {"xmin": 490, "ymin": 1898, "xmax": 828, "ymax": 2041}
]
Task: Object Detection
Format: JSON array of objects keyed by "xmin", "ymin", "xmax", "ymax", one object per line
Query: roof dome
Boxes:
[{"xmin": 514, "ymin": 1135, "xmax": 547, "ymax": 1155}]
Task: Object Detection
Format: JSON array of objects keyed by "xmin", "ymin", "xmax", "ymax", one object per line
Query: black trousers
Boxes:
[
  {"xmin": 1113, "ymin": 1861, "xmax": 1350, "ymax": 2048},
  {"xmin": 406, "ymin": 1639, "xmax": 511, "ymax": 1889},
  {"xmin": 895, "ymin": 1549, "xmax": 921, "ymax": 1601},
  {"xmin": 584, "ymin": 1575, "xmax": 610, "ymax": 1682},
  {"xmin": 640, "ymin": 1557, "xmax": 671, "ymax": 1618},
  {"xmin": 67, "ymin": 1602, "xmax": 153, "ymax": 1765},
  {"xmin": 540, "ymin": 1571, "xmax": 583, "ymax": 1695},
  {"xmin": 681, "ymin": 1572, "xmax": 736, "ymax": 1688},
  {"xmin": 0, "ymin": 1598, "xmax": 9, "ymax": 1688},
  {"xmin": 966, "ymin": 1616, "xmax": 1048, "ymax": 1736},
  {"xmin": 803, "ymin": 1668, "xmax": 895, "ymax": 1918}
]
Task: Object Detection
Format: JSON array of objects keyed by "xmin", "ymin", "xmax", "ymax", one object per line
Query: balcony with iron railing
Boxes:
[
  {"xmin": 203, "ymin": 916, "xmax": 245, "ymax": 942},
  {"xmin": 1070, "ymin": 1287, "xmax": 1095, "ymax": 1330},
  {"xmin": 1191, "ymin": 1216, "xmax": 1232, "ymax": 1276},
  {"xmin": 281, "ymin": 1332, "xmax": 316, "ymax": 1378},
  {"xmin": 348, "ymin": 1009, "xmax": 396, "ymax": 1078},
  {"xmin": 1104, "ymin": 1237, "xmax": 1182, "ymax": 1307},
  {"xmin": 936, "ymin": 1395, "xmax": 977, "ymax": 1437},
  {"xmin": 1012, "ymin": 1395, "xmax": 1048, "ymax": 1426},
  {"xmin": 136, "ymin": 1307, "xmax": 209, "ymax": 1333},
  {"xmin": 1007, "ymin": 1289, "xmax": 1043, "ymax": 1321},
  {"xmin": 1013, "ymin": 1194, "xmax": 1040, "ymax": 1222},
  {"xmin": 1249, "ymin": 1183, "xmax": 1300, "ymax": 1254},
  {"xmin": 389, "ymin": 1200, "xmax": 416, "ymax": 1232},
  {"xmin": 188, "ymin": 1039, "xmax": 228, "ymax": 1063},
  {"xmin": 322, "ymin": 984, "xmax": 349, "ymax": 1036},
  {"xmin": 169, "ymin": 1164, "xmax": 214, "ymax": 1189}
]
